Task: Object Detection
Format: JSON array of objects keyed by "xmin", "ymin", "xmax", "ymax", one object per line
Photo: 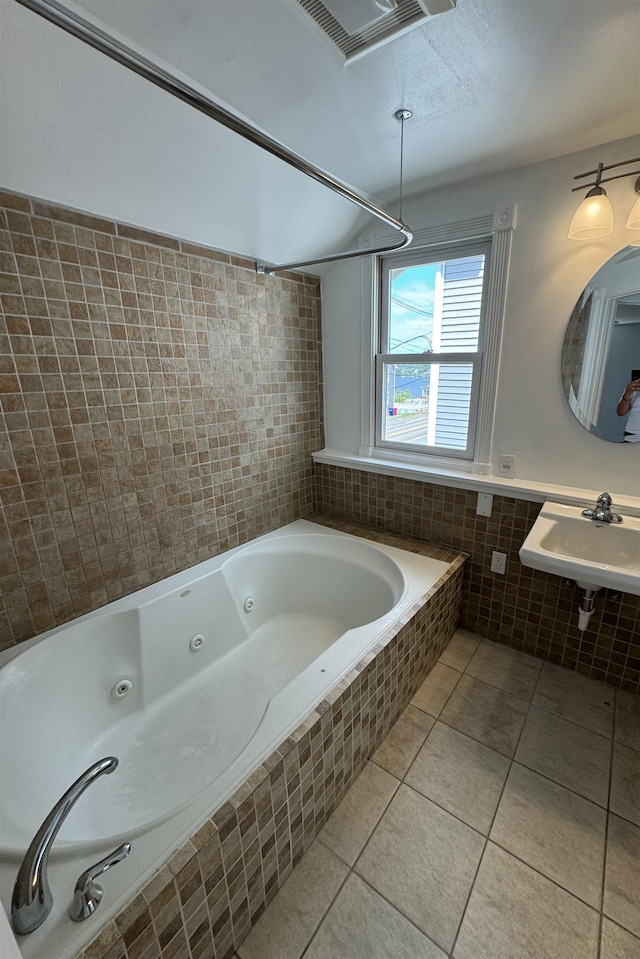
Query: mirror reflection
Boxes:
[{"xmin": 562, "ymin": 245, "xmax": 640, "ymax": 442}]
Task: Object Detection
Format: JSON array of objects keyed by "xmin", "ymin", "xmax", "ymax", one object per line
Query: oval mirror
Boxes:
[{"xmin": 562, "ymin": 244, "xmax": 640, "ymax": 442}]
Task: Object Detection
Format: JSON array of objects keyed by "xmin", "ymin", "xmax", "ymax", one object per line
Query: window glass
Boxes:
[{"xmin": 377, "ymin": 243, "xmax": 489, "ymax": 459}]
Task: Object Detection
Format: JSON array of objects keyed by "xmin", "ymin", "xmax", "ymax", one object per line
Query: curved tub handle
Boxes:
[
  {"xmin": 12, "ymin": 757, "xmax": 118, "ymax": 935},
  {"xmin": 69, "ymin": 841, "xmax": 131, "ymax": 921}
]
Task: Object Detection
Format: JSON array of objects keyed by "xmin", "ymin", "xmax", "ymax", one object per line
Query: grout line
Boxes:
[
  {"xmin": 507, "ymin": 756, "xmax": 611, "ymax": 813},
  {"xmin": 485, "ymin": 835, "xmax": 604, "ymax": 914},
  {"xmin": 297, "ymin": 851, "xmax": 351, "ymax": 959},
  {"xmin": 448, "ymin": 643, "xmax": 532, "ymax": 956},
  {"xmin": 449, "ymin": 838, "xmax": 490, "ymax": 958},
  {"xmin": 301, "ymin": 762, "xmax": 419, "ymax": 958},
  {"xmin": 403, "ymin": 713, "xmax": 619, "ymax": 851},
  {"xmin": 355, "ymin": 872, "xmax": 449, "ymax": 956},
  {"xmin": 600, "ymin": 915, "xmax": 640, "ymax": 945},
  {"xmin": 597, "ymin": 685, "xmax": 619, "ymax": 959},
  {"xmin": 432, "ymin": 667, "xmax": 616, "ymax": 758},
  {"xmin": 236, "ymin": 634, "xmax": 635, "ymax": 959},
  {"xmin": 397, "ymin": 778, "xmax": 488, "ymax": 841},
  {"xmin": 315, "ymin": 759, "xmax": 401, "ymax": 868}
]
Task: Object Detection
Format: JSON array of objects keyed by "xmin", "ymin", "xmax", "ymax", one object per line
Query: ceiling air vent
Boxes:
[{"xmin": 295, "ymin": 0, "xmax": 456, "ymax": 61}]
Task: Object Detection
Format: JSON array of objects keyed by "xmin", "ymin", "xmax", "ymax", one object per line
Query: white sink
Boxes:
[{"xmin": 519, "ymin": 501, "xmax": 640, "ymax": 595}]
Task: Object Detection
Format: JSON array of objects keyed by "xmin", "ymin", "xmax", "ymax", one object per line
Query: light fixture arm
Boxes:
[
  {"xmin": 571, "ymin": 157, "xmax": 640, "ymax": 193},
  {"xmin": 569, "ymin": 156, "xmax": 640, "ymax": 240}
]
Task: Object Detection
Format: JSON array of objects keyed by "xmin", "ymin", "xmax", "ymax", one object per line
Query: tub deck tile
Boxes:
[
  {"xmin": 73, "ymin": 530, "xmax": 463, "ymax": 959},
  {"xmin": 230, "ymin": 782, "xmax": 254, "ymax": 809},
  {"xmin": 192, "ymin": 818, "xmax": 218, "ymax": 850},
  {"xmin": 212, "ymin": 801, "xmax": 237, "ymax": 833}
]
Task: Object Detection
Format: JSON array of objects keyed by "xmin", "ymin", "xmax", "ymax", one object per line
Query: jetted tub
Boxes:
[{"xmin": 0, "ymin": 520, "xmax": 451, "ymax": 959}]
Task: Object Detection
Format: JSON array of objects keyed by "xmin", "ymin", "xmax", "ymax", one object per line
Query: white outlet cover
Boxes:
[{"xmin": 491, "ymin": 551, "xmax": 507, "ymax": 574}]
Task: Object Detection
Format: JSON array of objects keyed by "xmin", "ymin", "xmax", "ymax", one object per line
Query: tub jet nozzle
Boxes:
[{"xmin": 111, "ymin": 679, "xmax": 133, "ymax": 699}]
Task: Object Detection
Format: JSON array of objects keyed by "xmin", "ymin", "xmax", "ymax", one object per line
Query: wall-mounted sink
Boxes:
[{"xmin": 519, "ymin": 501, "xmax": 640, "ymax": 595}]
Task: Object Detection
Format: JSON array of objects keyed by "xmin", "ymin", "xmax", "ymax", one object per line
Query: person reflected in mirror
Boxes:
[{"xmin": 617, "ymin": 374, "xmax": 640, "ymax": 442}]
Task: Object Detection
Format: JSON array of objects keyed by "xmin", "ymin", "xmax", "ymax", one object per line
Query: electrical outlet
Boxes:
[
  {"xmin": 499, "ymin": 454, "xmax": 516, "ymax": 478},
  {"xmin": 491, "ymin": 550, "xmax": 507, "ymax": 574}
]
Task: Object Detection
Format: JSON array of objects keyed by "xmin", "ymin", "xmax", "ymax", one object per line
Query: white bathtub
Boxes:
[{"xmin": 0, "ymin": 520, "xmax": 450, "ymax": 959}]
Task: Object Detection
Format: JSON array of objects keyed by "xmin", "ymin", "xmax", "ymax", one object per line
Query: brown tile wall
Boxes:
[
  {"xmin": 0, "ymin": 190, "xmax": 322, "ymax": 649},
  {"xmin": 314, "ymin": 464, "xmax": 640, "ymax": 693},
  {"xmin": 73, "ymin": 525, "xmax": 464, "ymax": 959}
]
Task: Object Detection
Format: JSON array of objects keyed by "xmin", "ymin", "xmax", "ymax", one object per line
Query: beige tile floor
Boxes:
[{"xmin": 235, "ymin": 630, "xmax": 640, "ymax": 959}]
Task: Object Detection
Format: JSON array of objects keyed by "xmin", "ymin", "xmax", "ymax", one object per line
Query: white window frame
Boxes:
[
  {"xmin": 376, "ymin": 238, "xmax": 491, "ymax": 461},
  {"xmin": 358, "ymin": 207, "xmax": 516, "ymax": 475}
]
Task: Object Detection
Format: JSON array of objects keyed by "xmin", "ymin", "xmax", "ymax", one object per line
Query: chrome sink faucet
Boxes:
[
  {"xmin": 581, "ymin": 492, "xmax": 623, "ymax": 524},
  {"xmin": 11, "ymin": 757, "xmax": 119, "ymax": 935}
]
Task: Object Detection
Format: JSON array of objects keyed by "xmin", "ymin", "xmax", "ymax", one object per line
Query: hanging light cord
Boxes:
[
  {"xmin": 394, "ymin": 108, "xmax": 412, "ymax": 223},
  {"xmin": 399, "ymin": 114, "xmax": 405, "ymax": 222}
]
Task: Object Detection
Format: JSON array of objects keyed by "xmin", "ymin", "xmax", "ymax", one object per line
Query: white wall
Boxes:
[
  {"xmin": 0, "ymin": 0, "xmax": 353, "ymax": 267},
  {"xmin": 2, "ymin": 1, "xmax": 638, "ymax": 497},
  {"xmin": 320, "ymin": 134, "xmax": 640, "ymax": 498}
]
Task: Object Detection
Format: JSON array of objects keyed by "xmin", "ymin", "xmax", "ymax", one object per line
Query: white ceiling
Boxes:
[{"xmin": 2, "ymin": 0, "xmax": 640, "ymax": 266}]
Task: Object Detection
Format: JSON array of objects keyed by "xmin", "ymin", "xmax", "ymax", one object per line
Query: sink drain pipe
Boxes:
[{"xmin": 577, "ymin": 587, "xmax": 598, "ymax": 631}]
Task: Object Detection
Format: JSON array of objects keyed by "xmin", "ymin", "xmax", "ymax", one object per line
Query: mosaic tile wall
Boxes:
[
  {"xmin": 315, "ymin": 464, "xmax": 640, "ymax": 693},
  {"xmin": 72, "ymin": 526, "xmax": 464, "ymax": 959},
  {"xmin": 0, "ymin": 190, "xmax": 322, "ymax": 649}
]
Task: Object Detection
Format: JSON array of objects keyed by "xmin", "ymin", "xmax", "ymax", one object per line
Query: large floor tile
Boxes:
[
  {"xmin": 439, "ymin": 674, "xmax": 529, "ymax": 757},
  {"xmin": 533, "ymin": 661, "xmax": 615, "ymax": 737},
  {"xmin": 439, "ymin": 629, "xmax": 481, "ymax": 672},
  {"xmin": 237, "ymin": 841, "xmax": 347, "ymax": 959},
  {"xmin": 616, "ymin": 690, "xmax": 640, "ymax": 750},
  {"xmin": 465, "ymin": 639, "xmax": 542, "ymax": 702},
  {"xmin": 490, "ymin": 762, "xmax": 606, "ymax": 907},
  {"xmin": 453, "ymin": 842, "xmax": 600, "ymax": 959},
  {"xmin": 372, "ymin": 704, "xmax": 435, "ymax": 779},
  {"xmin": 318, "ymin": 761, "xmax": 399, "ymax": 866},
  {"xmin": 605, "ymin": 814, "xmax": 640, "ymax": 938},
  {"xmin": 610, "ymin": 742, "xmax": 640, "ymax": 826},
  {"xmin": 515, "ymin": 705, "xmax": 612, "ymax": 806},
  {"xmin": 304, "ymin": 874, "xmax": 447, "ymax": 959},
  {"xmin": 356, "ymin": 783, "xmax": 484, "ymax": 954},
  {"xmin": 406, "ymin": 721, "xmax": 510, "ymax": 834},
  {"xmin": 411, "ymin": 661, "xmax": 462, "ymax": 717},
  {"xmin": 601, "ymin": 918, "xmax": 640, "ymax": 959}
]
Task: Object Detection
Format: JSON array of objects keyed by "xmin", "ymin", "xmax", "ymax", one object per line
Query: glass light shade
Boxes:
[
  {"xmin": 568, "ymin": 190, "xmax": 614, "ymax": 239},
  {"xmin": 626, "ymin": 195, "xmax": 640, "ymax": 230}
]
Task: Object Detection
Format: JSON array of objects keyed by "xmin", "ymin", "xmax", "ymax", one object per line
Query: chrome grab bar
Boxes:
[
  {"xmin": 11, "ymin": 757, "xmax": 118, "ymax": 935},
  {"xmin": 14, "ymin": 0, "xmax": 413, "ymax": 274}
]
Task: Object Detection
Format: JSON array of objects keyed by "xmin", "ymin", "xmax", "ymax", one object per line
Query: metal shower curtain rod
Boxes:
[{"xmin": 15, "ymin": 0, "xmax": 413, "ymax": 275}]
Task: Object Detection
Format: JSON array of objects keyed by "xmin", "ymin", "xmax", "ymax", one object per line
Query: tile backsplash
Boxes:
[
  {"xmin": 2, "ymin": 189, "xmax": 638, "ymax": 694},
  {"xmin": 315, "ymin": 464, "xmax": 640, "ymax": 693},
  {"xmin": 0, "ymin": 191, "xmax": 322, "ymax": 648}
]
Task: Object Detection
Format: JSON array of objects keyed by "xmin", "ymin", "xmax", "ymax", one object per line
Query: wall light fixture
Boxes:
[{"xmin": 569, "ymin": 157, "xmax": 640, "ymax": 240}]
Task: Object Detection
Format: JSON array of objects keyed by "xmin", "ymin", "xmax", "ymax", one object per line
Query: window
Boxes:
[{"xmin": 375, "ymin": 239, "xmax": 491, "ymax": 460}]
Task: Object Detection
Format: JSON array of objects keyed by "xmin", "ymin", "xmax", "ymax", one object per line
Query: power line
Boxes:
[
  {"xmin": 389, "ymin": 332, "xmax": 433, "ymax": 352},
  {"xmin": 390, "ymin": 294, "xmax": 434, "ymax": 318}
]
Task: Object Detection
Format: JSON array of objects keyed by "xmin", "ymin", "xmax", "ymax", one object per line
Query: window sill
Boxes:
[{"xmin": 312, "ymin": 448, "xmax": 640, "ymax": 516}]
